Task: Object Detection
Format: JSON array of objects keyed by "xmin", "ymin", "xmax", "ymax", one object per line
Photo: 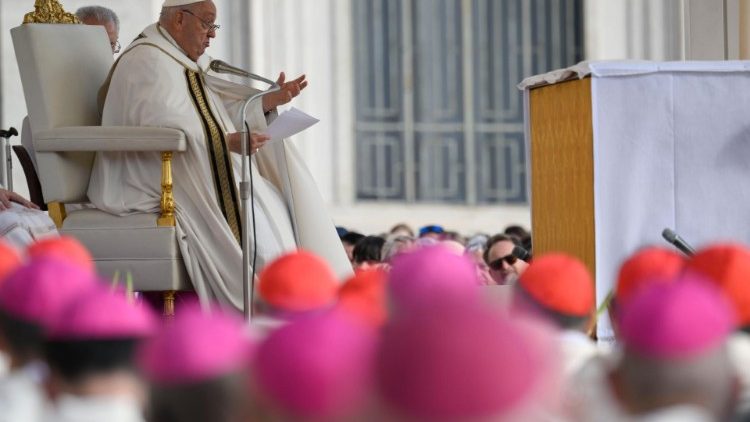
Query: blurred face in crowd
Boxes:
[
  {"xmin": 164, "ymin": 1, "xmax": 218, "ymax": 61},
  {"xmin": 486, "ymin": 240, "xmax": 528, "ymax": 285}
]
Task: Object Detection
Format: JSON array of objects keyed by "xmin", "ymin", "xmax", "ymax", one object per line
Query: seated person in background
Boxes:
[
  {"xmin": 0, "ymin": 188, "xmax": 57, "ymax": 248},
  {"xmin": 418, "ymin": 224, "xmax": 444, "ymax": 240},
  {"xmin": 75, "ymin": 5, "xmax": 121, "ymax": 53},
  {"xmin": 389, "ymin": 222, "xmax": 414, "ymax": 238},
  {"xmin": 339, "ymin": 230, "xmax": 365, "ymax": 265},
  {"xmin": 483, "ymin": 233, "xmax": 529, "ymax": 285}
]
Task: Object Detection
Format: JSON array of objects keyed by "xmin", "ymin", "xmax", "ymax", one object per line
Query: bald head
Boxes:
[{"xmin": 159, "ymin": 0, "xmax": 217, "ymax": 61}]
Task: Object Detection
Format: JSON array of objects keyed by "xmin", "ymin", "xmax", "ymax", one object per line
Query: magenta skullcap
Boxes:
[
  {"xmin": 49, "ymin": 285, "xmax": 156, "ymax": 340},
  {"xmin": 253, "ymin": 310, "xmax": 377, "ymax": 420},
  {"xmin": 138, "ymin": 302, "xmax": 253, "ymax": 384},
  {"xmin": 388, "ymin": 245, "xmax": 479, "ymax": 311},
  {"xmin": 619, "ymin": 275, "xmax": 735, "ymax": 360},
  {"xmin": 376, "ymin": 301, "xmax": 549, "ymax": 421},
  {"xmin": 0, "ymin": 258, "xmax": 96, "ymax": 328}
]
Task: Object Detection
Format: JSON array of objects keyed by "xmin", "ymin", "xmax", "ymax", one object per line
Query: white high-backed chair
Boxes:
[{"xmin": 12, "ymin": 16, "xmax": 191, "ymax": 314}]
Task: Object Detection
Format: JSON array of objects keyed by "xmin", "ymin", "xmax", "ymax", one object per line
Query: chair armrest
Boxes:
[{"xmin": 34, "ymin": 127, "xmax": 187, "ymax": 152}]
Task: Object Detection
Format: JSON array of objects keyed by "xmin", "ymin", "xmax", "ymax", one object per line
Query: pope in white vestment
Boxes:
[{"xmin": 88, "ymin": 2, "xmax": 351, "ymax": 310}]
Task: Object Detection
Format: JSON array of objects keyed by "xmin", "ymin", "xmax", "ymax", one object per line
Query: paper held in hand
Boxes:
[{"xmin": 263, "ymin": 107, "xmax": 319, "ymax": 142}]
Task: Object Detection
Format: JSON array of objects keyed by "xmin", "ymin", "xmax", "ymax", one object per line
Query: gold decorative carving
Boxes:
[
  {"xmin": 23, "ymin": 0, "xmax": 81, "ymax": 25},
  {"xmin": 157, "ymin": 151, "xmax": 176, "ymax": 227},
  {"xmin": 163, "ymin": 290, "xmax": 176, "ymax": 317},
  {"xmin": 47, "ymin": 202, "xmax": 67, "ymax": 229}
]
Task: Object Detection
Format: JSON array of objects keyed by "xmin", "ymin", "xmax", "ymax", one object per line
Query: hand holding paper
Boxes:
[{"xmin": 264, "ymin": 107, "xmax": 319, "ymax": 142}]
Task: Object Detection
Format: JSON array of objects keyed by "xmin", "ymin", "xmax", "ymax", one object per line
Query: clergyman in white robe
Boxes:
[{"xmin": 88, "ymin": 23, "xmax": 351, "ymax": 310}]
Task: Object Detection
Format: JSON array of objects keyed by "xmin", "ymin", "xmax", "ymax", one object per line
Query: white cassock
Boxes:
[
  {"xmin": 88, "ymin": 23, "xmax": 352, "ymax": 310},
  {"xmin": 0, "ymin": 363, "xmax": 48, "ymax": 422},
  {"xmin": 44, "ymin": 395, "xmax": 144, "ymax": 422},
  {"xmin": 0, "ymin": 201, "xmax": 57, "ymax": 249},
  {"xmin": 559, "ymin": 329, "xmax": 600, "ymax": 378},
  {"xmin": 728, "ymin": 332, "xmax": 750, "ymax": 415}
]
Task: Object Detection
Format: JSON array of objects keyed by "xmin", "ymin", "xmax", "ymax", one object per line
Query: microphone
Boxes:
[
  {"xmin": 209, "ymin": 60, "xmax": 277, "ymax": 86},
  {"xmin": 661, "ymin": 228, "xmax": 696, "ymax": 256},
  {"xmin": 512, "ymin": 245, "xmax": 532, "ymax": 262}
]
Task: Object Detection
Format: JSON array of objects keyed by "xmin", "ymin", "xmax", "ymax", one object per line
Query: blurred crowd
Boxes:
[
  {"xmin": 1, "ymin": 226, "xmax": 750, "ymax": 422},
  {"xmin": 337, "ymin": 222, "xmax": 533, "ymax": 287}
]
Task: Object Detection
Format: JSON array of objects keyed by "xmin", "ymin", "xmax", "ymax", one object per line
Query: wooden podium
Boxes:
[{"xmin": 527, "ymin": 77, "xmax": 595, "ymax": 278}]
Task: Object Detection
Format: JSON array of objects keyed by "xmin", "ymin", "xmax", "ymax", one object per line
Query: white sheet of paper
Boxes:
[{"xmin": 263, "ymin": 107, "xmax": 319, "ymax": 141}]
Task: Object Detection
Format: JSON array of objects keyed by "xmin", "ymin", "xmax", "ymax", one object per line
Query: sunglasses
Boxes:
[{"xmin": 488, "ymin": 254, "xmax": 518, "ymax": 271}]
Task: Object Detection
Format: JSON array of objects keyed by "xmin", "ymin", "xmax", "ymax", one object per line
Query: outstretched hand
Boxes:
[
  {"xmin": 262, "ymin": 72, "xmax": 308, "ymax": 113},
  {"xmin": 0, "ymin": 188, "xmax": 38, "ymax": 211}
]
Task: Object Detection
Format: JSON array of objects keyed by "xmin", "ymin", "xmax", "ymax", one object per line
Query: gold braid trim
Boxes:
[
  {"xmin": 185, "ymin": 70, "xmax": 242, "ymax": 244},
  {"xmin": 23, "ymin": 0, "xmax": 81, "ymax": 24}
]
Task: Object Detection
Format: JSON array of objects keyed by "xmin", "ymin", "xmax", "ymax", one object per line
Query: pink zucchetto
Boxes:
[
  {"xmin": 376, "ymin": 300, "xmax": 554, "ymax": 421},
  {"xmin": 27, "ymin": 236, "xmax": 94, "ymax": 274},
  {"xmin": 0, "ymin": 258, "xmax": 96, "ymax": 328},
  {"xmin": 48, "ymin": 286, "xmax": 156, "ymax": 340},
  {"xmin": 388, "ymin": 245, "xmax": 479, "ymax": 311},
  {"xmin": 252, "ymin": 311, "xmax": 377, "ymax": 420},
  {"xmin": 138, "ymin": 303, "xmax": 253, "ymax": 385},
  {"xmin": 618, "ymin": 275, "xmax": 735, "ymax": 360}
]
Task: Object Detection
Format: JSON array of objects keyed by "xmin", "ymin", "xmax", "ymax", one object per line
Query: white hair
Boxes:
[
  {"xmin": 75, "ymin": 6, "xmax": 119, "ymax": 33},
  {"xmin": 615, "ymin": 345, "xmax": 735, "ymax": 418}
]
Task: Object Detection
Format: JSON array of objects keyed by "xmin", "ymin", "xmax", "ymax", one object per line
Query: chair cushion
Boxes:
[{"xmin": 61, "ymin": 209, "xmax": 191, "ymax": 291}]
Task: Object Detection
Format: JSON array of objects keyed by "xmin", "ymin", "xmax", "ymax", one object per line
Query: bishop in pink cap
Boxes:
[
  {"xmin": 387, "ymin": 245, "xmax": 479, "ymax": 312},
  {"xmin": 138, "ymin": 302, "xmax": 254, "ymax": 422},
  {"xmin": 252, "ymin": 310, "xmax": 377, "ymax": 421},
  {"xmin": 612, "ymin": 275, "xmax": 737, "ymax": 419},
  {"xmin": 375, "ymin": 300, "xmax": 560, "ymax": 422},
  {"xmin": 618, "ymin": 275, "xmax": 734, "ymax": 359},
  {"xmin": 48, "ymin": 285, "xmax": 155, "ymax": 341},
  {"xmin": 44, "ymin": 286, "xmax": 157, "ymax": 422},
  {"xmin": 0, "ymin": 258, "xmax": 97, "ymax": 330}
]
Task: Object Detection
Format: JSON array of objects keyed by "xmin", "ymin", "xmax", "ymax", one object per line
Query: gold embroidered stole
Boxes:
[{"xmin": 185, "ymin": 70, "xmax": 242, "ymax": 244}]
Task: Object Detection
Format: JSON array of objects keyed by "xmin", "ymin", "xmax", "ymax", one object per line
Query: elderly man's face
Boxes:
[
  {"xmin": 174, "ymin": 1, "xmax": 217, "ymax": 61},
  {"xmin": 80, "ymin": 17, "xmax": 119, "ymax": 53}
]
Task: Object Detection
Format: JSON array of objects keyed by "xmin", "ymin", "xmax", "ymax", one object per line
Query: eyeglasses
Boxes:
[
  {"xmin": 488, "ymin": 254, "xmax": 518, "ymax": 271},
  {"xmin": 111, "ymin": 40, "xmax": 121, "ymax": 53},
  {"xmin": 181, "ymin": 9, "xmax": 220, "ymax": 32}
]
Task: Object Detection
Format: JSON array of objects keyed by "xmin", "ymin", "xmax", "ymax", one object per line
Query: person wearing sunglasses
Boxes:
[{"xmin": 483, "ymin": 234, "xmax": 529, "ymax": 285}]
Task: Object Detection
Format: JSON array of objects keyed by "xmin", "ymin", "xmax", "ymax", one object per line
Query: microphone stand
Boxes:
[{"xmin": 238, "ymin": 85, "xmax": 280, "ymax": 321}]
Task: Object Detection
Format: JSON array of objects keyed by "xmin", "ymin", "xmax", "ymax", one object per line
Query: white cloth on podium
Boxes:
[
  {"xmin": 588, "ymin": 61, "xmax": 750, "ymax": 343},
  {"xmin": 88, "ymin": 24, "xmax": 351, "ymax": 310}
]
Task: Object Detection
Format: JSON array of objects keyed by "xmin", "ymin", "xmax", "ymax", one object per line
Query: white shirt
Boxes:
[
  {"xmin": 0, "ymin": 362, "xmax": 49, "ymax": 422},
  {"xmin": 45, "ymin": 394, "xmax": 144, "ymax": 422}
]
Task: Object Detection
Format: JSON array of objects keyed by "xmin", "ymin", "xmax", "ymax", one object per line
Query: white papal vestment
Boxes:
[{"xmin": 88, "ymin": 24, "xmax": 351, "ymax": 310}]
